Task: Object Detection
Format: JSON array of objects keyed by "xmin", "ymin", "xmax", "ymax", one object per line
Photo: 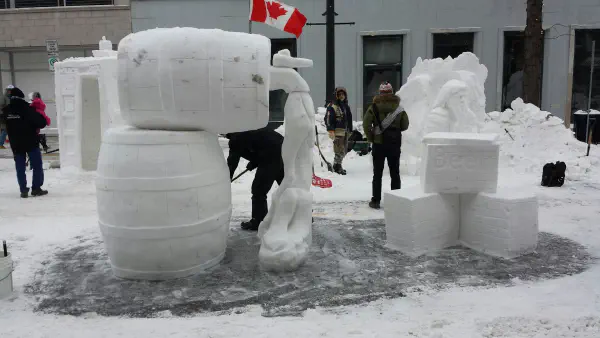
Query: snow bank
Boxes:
[
  {"xmin": 398, "ymin": 52, "xmax": 488, "ymax": 158},
  {"xmin": 482, "ymin": 99, "xmax": 600, "ymax": 180}
]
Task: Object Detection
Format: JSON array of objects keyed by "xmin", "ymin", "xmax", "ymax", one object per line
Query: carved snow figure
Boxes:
[
  {"xmin": 398, "ymin": 52, "xmax": 488, "ymax": 161},
  {"xmin": 258, "ymin": 49, "xmax": 315, "ymax": 272}
]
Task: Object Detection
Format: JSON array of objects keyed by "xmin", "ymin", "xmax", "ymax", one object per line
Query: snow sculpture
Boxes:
[
  {"xmin": 96, "ymin": 28, "xmax": 271, "ymax": 280},
  {"xmin": 117, "ymin": 27, "xmax": 270, "ymax": 134},
  {"xmin": 258, "ymin": 49, "xmax": 315, "ymax": 272},
  {"xmin": 55, "ymin": 36, "xmax": 122, "ymax": 171},
  {"xmin": 398, "ymin": 52, "xmax": 488, "ymax": 161},
  {"xmin": 385, "ymin": 133, "xmax": 538, "ymax": 259}
]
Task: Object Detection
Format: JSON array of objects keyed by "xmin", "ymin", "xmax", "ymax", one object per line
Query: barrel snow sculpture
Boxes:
[
  {"xmin": 117, "ymin": 27, "xmax": 271, "ymax": 134},
  {"xmin": 96, "ymin": 127, "xmax": 231, "ymax": 280},
  {"xmin": 96, "ymin": 28, "xmax": 271, "ymax": 280}
]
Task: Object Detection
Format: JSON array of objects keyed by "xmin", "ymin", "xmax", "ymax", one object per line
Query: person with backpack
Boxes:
[
  {"xmin": 362, "ymin": 82, "xmax": 409, "ymax": 209},
  {"xmin": 226, "ymin": 128, "xmax": 285, "ymax": 231},
  {"xmin": 1, "ymin": 87, "xmax": 49, "ymax": 198},
  {"xmin": 29, "ymin": 92, "xmax": 51, "ymax": 152},
  {"xmin": 325, "ymin": 87, "xmax": 353, "ymax": 175}
]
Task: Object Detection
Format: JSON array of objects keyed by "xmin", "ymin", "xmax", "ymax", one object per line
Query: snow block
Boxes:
[
  {"xmin": 384, "ymin": 186, "xmax": 459, "ymax": 257},
  {"xmin": 420, "ymin": 132, "xmax": 500, "ymax": 194},
  {"xmin": 460, "ymin": 190, "xmax": 539, "ymax": 259},
  {"xmin": 117, "ymin": 27, "xmax": 271, "ymax": 134},
  {"xmin": 54, "ymin": 38, "xmax": 123, "ymax": 172}
]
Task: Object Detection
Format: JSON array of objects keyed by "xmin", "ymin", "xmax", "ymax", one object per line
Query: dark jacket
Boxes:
[
  {"xmin": 362, "ymin": 94, "xmax": 409, "ymax": 145},
  {"xmin": 1, "ymin": 88, "xmax": 48, "ymax": 154},
  {"xmin": 227, "ymin": 128, "xmax": 284, "ymax": 179},
  {"xmin": 326, "ymin": 87, "xmax": 353, "ymax": 135}
]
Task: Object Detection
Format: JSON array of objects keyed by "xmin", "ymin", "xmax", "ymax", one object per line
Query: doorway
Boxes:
[{"xmin": 80, "ymin": 76, "xmax": 102, "ymax": 171}]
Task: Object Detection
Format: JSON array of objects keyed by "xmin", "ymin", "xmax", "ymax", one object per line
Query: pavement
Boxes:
[{"xmin": 24, "ymin": 215, "xmax": 594, "ymax": 318}]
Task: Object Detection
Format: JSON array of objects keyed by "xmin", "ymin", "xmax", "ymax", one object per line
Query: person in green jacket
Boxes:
[{"xmin": 362, "ymin": 82, "xmax": 409, "ymax": 209}]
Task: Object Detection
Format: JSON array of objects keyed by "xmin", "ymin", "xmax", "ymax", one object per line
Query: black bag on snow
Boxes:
[
  {"xmin": 372, "ymin": 104, "xmax": 402, "ymax": 146},
  {"xmin": 541, "ymin": 161, "xmax": 566, "ymax": 187}
]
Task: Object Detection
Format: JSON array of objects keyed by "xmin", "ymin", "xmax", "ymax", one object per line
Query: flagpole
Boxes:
[{"xmin": 249, "ymin": 0, "xmax": 252, "ymax": 33}]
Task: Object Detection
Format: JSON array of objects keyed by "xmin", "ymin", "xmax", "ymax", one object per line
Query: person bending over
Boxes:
[{"xmin": 226, "ymin": 128, "xmax": 284, "ymax": 231}]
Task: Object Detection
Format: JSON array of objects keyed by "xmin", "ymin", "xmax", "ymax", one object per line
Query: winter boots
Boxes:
[
  {"xmin": 369, "ymin": 199, "xmax": 381, "ymax": 209},
  {"xmin": 241, "ymin": 218, "xmax": 260, "ymax": 231},
  {"xmin": 21, "ymin": 188, "xmax": 49, "ymax": 198},
  {"xmin": 541, "ymin": 161, "xmax": 566, "ymax": 187},
  {"xmin": 333, "ymin": 163, "xmax": 346, "ymax": 175}
]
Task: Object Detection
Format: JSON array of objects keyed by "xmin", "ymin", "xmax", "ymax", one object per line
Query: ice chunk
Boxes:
[
  {"xmin": 420, "ymin": 133, "xmax": 500, "ymax": 194},
  {"xmin": 460, "ymin": 190, "xmax": 539, "ymax": 259},
  {"xmin": 384, "ymin": 186, "xmax": 459, "ymax": 257}
]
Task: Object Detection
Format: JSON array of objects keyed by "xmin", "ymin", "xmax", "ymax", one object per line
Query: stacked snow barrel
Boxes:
[
  {"xmin": 384, "ymin": 132, "xmax": 539, "ymax": 259},
  {"xmin": 96, "ymin": 28, "xmax": 271, "ymax": 280}
]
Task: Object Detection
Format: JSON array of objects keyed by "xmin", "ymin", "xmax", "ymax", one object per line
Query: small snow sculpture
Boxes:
[
  {"xmin": 258, "ymin": 49, "xmax": 315, "ymax": 272},
  {"xmin": 398, "ymin": 52, "xmax": 488, "ymax": 160}
]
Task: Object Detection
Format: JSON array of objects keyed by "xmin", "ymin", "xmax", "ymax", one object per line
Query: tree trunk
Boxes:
[{"xmin": 523, "ymin": 0, "xmax": 544, "ymax": 107}]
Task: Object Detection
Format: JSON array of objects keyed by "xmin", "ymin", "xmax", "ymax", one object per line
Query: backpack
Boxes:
[
  {"xmin": 541, "ymin": 161, "xmax": 566, "ymax": 187},
  {"xmin": 372, "ymin": 104, "xmax": 402, "ymax": 146}
]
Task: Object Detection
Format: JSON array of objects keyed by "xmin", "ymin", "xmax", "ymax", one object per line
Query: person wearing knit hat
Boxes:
[
  {"xmin": 325, "ymin": 86, "xmax": 353, "ymax": 175},
  {"xmin": 1, "ymin": 86, "xmax": 49, "ymax": 198},
  {"xmin": 362, "ymin": 81, "xmax": 409, "ymax": 209}
]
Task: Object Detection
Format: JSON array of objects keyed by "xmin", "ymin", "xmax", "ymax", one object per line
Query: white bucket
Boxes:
[{"xmin": 0, "ymin": 253, "xmax": 14, "ymax": 299}]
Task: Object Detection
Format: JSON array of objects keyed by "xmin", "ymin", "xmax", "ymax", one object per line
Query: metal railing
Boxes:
[{"xmin": 2, "ymin": 0, "xmax": 114, "ymax": 9}]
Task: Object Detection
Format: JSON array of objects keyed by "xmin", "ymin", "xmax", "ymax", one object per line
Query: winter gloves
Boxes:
[{"xmin": 328, "ymin": 130, "xmax": 335, "ymax": 140}]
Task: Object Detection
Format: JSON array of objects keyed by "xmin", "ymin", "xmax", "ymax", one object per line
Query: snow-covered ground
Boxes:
[{"xmin": 1, "ymin": 116, "xmax": 600, "ymax": 336}]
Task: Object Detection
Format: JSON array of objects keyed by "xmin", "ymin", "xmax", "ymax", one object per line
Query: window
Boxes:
[
  {"xmin": 363, "ymin": 35, "xmax": 403, "ymax": 113},
  {"xmin": 432, "ymin": 32, "xmax": 474, "ymax": 59},
  {"xmin": 10, "ymin": 0, "xmax": 113, "ymax": 8},
  {"xmin": 268, "ymin": 38, "xmax": 297, "ymax": 130},
  {"xmin": 572, "ymin": 30, "xmax": 600, "ymax": 115}
]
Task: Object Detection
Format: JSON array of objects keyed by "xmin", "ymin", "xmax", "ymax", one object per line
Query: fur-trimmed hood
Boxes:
[
  {"xmin": 333, "ymin": 86, "xmax": 348, "ymax": 103},
  {"xmin": 373, "ymin": 94, "xmax": 400, "ymax": 113}
]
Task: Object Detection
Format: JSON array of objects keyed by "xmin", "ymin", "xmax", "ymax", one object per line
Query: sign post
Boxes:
[{"xmin": 46, "ymin": 39, "xmax": 59, "ymax": 72}]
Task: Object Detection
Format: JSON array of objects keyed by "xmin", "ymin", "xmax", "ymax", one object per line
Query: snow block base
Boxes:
[
  {"xmin": 421, "ymin": 133, "xmax": 499, "ymax": 194},
  {"xmin": 460, "ymin": 190, "xmax": 539, "ymax": 259},
  {"xmin": 384, "ymin": 186, "xmax": 459, "ymax": 257}
]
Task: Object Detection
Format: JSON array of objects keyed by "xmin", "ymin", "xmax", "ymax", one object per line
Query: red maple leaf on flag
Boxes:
[{"xmin": 267, "ymin": 1, "xmax": 287, "ymax": 20}]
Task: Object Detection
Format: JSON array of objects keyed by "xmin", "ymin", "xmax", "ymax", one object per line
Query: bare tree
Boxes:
[{"xmin": 523, "ymin": 0, "xmax": 544, "ymax": 106}]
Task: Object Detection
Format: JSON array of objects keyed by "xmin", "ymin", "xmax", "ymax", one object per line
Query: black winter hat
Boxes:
[{"xmin": 10, "ymin": 87, "xmax": 25, "ymax": 98}]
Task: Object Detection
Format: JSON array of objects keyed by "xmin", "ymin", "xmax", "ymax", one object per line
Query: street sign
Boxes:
[
  {"xmin": 46, "ymin": 40, "xmax": 59, "ymax": 72},
  {"xmin": 46, "ymin": 40, "xmax": 59, "ymax": 54},
  {"xmin": 48, "ymin": 56, "xmax": 59, "ymax": 72}
]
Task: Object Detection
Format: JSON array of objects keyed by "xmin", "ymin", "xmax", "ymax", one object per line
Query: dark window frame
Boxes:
[{"xmin": 362, "ymin": 35, "xmax": 403, "ymax": 113}]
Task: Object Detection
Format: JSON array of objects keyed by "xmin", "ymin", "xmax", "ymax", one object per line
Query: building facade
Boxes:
[
  {"xmin": 131, "ymin": 0, "xmax": 599, "ymax": 126},
  {"xmin": 0, "ymin": 0, "xmax": 131, "ymax": 133}
]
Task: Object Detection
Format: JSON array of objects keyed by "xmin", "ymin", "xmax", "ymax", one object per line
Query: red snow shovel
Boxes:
[{"xmin": 312, "ymin": 166, "xmax": 332, "ymax": 188}]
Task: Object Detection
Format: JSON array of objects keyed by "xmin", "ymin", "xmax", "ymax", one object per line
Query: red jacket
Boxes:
[{"xmin": 30, "ymin": 98, "xmax": 51, "ymax": 135}]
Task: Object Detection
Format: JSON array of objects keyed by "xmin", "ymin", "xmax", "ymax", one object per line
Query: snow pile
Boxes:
[
  {"xmin": 398, "ymin": 52, "xmax": 488, "ymax": 158},
  {"xmin": 482, "ymin": 98, "xmax": 600, "ymax": 179}
]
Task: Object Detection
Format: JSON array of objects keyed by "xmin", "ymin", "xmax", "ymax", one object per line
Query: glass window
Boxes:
[
  {"xmin": 268, "ymin": 38, "xmax": 296, "ymax": 130},
  {"xmin": 572, "ymin": 30, "xmax": 600, "ymax": 115},
  {"xmin": 433, "ymin": 32, "xmax": 474, "ymax": 59},
  {"xmin": 363, "ymin": 35, "xmax": 403, "ymax": 113},
  {"xmin": 13, "ymin": 0, "xmax": 113, "ymax": 8}
]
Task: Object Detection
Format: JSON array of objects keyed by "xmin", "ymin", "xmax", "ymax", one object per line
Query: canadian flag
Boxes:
[{"xmin": 250, "ymin": 0, "xmax": 307, "ymax": 38}]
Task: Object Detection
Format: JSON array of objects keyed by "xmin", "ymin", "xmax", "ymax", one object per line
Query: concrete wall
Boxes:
[
  {"xmin": 0, "ymin": 5, "xmax": 131, "ymax": 48},
  {"xmin": 131, "ymin": 0, "xmax": 598, "ymax": 121}
]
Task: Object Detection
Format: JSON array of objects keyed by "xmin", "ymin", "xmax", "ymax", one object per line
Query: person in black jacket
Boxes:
[
  {"xmin": 1, "ymin": 87, "xmax": 48, "ymax": 198},
  {"xmin": 226, "ymin": 128, "xmax": 284, "ymax": 231}
]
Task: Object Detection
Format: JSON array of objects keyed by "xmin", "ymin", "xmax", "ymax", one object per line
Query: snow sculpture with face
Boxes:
[
  {"xmin": 398, "ymin": 52, "xmax": 488, "ymax": 160},
  {"xmin": 258, "ymin": 49, "xmax": 315, "ymax": 272}
]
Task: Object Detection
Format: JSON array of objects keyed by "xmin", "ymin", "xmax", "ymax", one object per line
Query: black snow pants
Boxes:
[
  {"xmin": 251, "ymin": 159, "xmax": 285, "ymax": 222},
  {"xmin": 371, "ymin": 143, "xmax": 401, "ymax": 202}
]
